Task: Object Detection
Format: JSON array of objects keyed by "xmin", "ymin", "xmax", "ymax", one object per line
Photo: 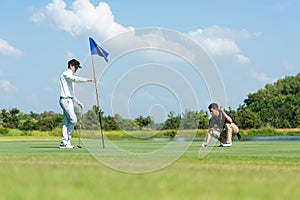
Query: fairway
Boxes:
[{"xmin": 0, "ymin": 138, "xmax": 299, "ymax": 200}]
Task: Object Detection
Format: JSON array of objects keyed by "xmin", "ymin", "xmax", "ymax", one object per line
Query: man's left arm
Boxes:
[
  {"xmin": 220, "ymin": 106, "xmax": 233, "ymax": 123},
  {"xmin": 73, "ymin": 97, "xmax": 84, "ymax": 108}
]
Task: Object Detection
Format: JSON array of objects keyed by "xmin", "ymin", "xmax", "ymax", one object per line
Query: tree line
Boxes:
[
  {"xmin": 233, "ymin": 72, "xmax": 300, "ymax": 128},
  {"xmin": 80, "ymin": 106, "xmax": 209, "ymax": 131},
  {"xmin": 0, "ymin": 106, "xmax": 209, "ymax": 132},
  {"xmin": 1, "ymin": 72, "xmax": 299, "ymax": 132}
]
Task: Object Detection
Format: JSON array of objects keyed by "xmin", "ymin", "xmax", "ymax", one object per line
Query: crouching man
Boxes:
[{"xmin": 202, "ymin": 103, "xmax": 240, "ymax": 147}]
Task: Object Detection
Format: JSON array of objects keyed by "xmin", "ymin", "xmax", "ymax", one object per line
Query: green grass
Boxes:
[
  {"xmin": 0, "ymin": 137, "xmax": 299, "ymax": 200},
  {"xmin": 2, "ymin": 128, "xmax": 300, "ymax": 139}
]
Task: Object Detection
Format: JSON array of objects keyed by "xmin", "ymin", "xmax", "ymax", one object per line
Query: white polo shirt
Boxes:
[{"xmin": 59, "ymin": 69, "xmax": 91, "ymax": 98}]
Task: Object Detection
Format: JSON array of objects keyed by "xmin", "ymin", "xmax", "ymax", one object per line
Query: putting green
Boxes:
[{"xmin": 0, "ymin": 139, "xmax": 299, "ymax": 200}]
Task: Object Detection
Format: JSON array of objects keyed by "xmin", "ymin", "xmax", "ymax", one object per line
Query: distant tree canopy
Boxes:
[
  {"xmin": 235, "ymin": 72, "xmax": 300, "ymax": 128},
  {"xmin": 0, "ymin": 108, "xmax": 63, "ymax": 131},
  {"xmin": 181, "ymin": 110, "xmax": 209, "ymax": 129}
]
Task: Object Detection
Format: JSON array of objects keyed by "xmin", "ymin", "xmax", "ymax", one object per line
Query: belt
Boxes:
[{"xmin": 60, "ymin": 96, "xmax": 73, "ymax": 99}]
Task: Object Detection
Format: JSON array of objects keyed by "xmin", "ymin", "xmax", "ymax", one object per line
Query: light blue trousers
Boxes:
[{"xmin": 59, "ymin": 99, "xmax": 77, "ymax": 145}]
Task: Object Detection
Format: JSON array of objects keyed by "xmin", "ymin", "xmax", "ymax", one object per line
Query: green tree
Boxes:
[
  {"xmin": 181, "ymin": 110, "xmax": 209, "ymax": 129},
  {"xmin": 1, "ymin": 108, "xmax": 20, "ymax": 128},
  {"xmin": 103, "ymin": 115, "xmax": 120, "ymax": 131},
  {"xmin": 240, "ymin": 72, "xmax": 300, "ymax": 128},
  {"xmin": 83, "ymin": 109, "xmax": 99, "ymax": 130},
  {"xmin": 134, "ymin": 115, "xmax": 152, "ymax": 130},
  {"xmin": 37, "ymin": 118, "xmax": 55, "ymax": 131},
  {"xmin": 198, "ymin": 111, "xmax": 209, "ymax": 129},
  {"xmin": 294, "ymin": 107, "xmax": 300, "ymax": 128},
  {"xmin": 163, "ymin": 112, "xmax": 181, "ymax": 130},
  {"xmin": 111, "ymin": 113, "xmax": 138, "ymax": 131},
  {"xmin": 235, "ymin": 106, "xmax": 261, "ymax": 129},
  {"xmin": 20, "ymin": 120, "xmax": 38, "ymax": 131}
]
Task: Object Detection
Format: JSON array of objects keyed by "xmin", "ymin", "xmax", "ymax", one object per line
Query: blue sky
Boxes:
[{"xmin": 0, "ymin": 0, "xmax": 299, "ymax": 121}]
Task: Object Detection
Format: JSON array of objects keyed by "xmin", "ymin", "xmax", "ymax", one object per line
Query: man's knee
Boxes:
[
  {"xmin": 225, "ymin": 123, "xmax": 231, "ymax": 130},
  {"xmin": 218, "ymin": 135, "xmax": 227, "ymax": 143},
  {"xmin": 70, "ymin": 117, "xmax": 77, "ymax": 124},
  {"xmin": 210, "ymin": 130, "xmax": 221, "ymax": 138}
]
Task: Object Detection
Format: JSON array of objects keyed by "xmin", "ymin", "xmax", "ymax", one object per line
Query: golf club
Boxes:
[{"xmin": 77, "ymin": 107, "xmax": 83, "ymax": 148}]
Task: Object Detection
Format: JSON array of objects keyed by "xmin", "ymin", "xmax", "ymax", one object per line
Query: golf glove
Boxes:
[{"xmin": 77, "ymin": 101, "xmax": 84, "ymax": 108}]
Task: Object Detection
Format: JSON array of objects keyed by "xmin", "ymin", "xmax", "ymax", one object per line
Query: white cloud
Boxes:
[
  {"xmin": 235, "ymin": 54, "xmax": 250, "ymax": 64},
  {"xmin": 188, "ymin": 25, "xmax": 259, "ymax": 64},
  {"xmin": 0, "ymin": 39, "xmax": 22, "ymax": 56},
  {"xmin": 0, "ymin": 80, "xmax": 17, "ymax": 93},
  {"xmin": 192, "ymin": 25, "xmax": 261, "ymax": 40},
  {"xmin": 271, "ymin": 2, "xmax": 292, "ymax": 11},
  {"xmin": 197, "ymin": 36, "xmax": 240, "ymax": 56},
  {"xmin": 65, "ymin": 51, "xmax": 74, "ymax": 60},
  {"xmin": 283, "ymin": 61, "xmax": 296, "ymax": 72},
  {"xmin": 31, "ymin": 0, "xmax": 134, "ymax": 39},
  {"xmin": 32, "ymin": 1, "xmax": 259, "ymax": 64},
  {"xmin": 251, "ymin": 71, "xmax": 277, "ymax": 83}
]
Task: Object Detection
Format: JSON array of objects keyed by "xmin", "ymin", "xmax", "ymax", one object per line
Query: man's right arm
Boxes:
[{"xmin": 64, "ymin": 72, "xmax": 94, "ymax": 83}]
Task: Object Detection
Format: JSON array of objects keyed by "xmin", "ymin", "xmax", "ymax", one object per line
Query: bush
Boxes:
[
  {"xmin": 163, "ymin": 130, "xmax": 177, "ymax": 138},
  {"xmin": 246, "ymin": 128, "xmax": 279, "ymax": 136},
  {"xmin": 195, "ymin": 129, "xmax": 207, "ymax": 137},
  {"xmin": 6, "ymin": 129, "xmax": 27, "ymax": 136},
  {"xmin": 0, "ymin": 128, "xmax": 9, "ymax": 135},
  {"xmin": 48, "ymin": 128, "xmax": 62, "ymax": 137}
]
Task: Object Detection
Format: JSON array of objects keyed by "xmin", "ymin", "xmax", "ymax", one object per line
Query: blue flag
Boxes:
[{"xmin": 89, "ymin": 37, "xmax": 109, "ymax": 62}]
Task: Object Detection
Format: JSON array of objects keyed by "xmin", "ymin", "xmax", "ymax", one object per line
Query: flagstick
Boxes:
[{"xmin": 91, "ymin": 55, "xmax": 105, "ymax": 149}]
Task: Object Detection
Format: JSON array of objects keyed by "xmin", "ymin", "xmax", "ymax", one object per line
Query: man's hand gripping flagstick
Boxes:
[{"xmin": 89, "ymin": 37, "xmax": 109, "ymax": 149}]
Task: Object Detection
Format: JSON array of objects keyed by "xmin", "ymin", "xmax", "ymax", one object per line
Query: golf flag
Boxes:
[{"xmin": 89, "ymin": 37, "xmax": 109, "ymax": 62}]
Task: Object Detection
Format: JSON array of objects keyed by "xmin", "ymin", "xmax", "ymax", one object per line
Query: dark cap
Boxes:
[{"xmin": 68, "ymin": 59, "xmax": 82, "ymax": 68}]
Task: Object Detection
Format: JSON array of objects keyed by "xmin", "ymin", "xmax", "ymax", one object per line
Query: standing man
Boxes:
[
  {"xmin": 59, "ymin": 59, "xmax": 95, "ymax": 149},
  {"xmin": 202, "ymin": 103, "xmax": 240, "ymax": 147}
]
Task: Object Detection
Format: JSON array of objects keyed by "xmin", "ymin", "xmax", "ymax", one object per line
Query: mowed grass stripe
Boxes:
[
  {"xmin": 0, "ymin": 139, "xmax": 300, "ymax": 200},
  {"xmin": 1, "ymin": 140, "xmax": 300, "ymax": 159}
]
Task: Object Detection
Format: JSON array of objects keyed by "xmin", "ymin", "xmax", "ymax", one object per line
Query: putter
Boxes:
[{"xmin": 77, "ymin": 107, "xmax": 83, "ymax": 148}]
